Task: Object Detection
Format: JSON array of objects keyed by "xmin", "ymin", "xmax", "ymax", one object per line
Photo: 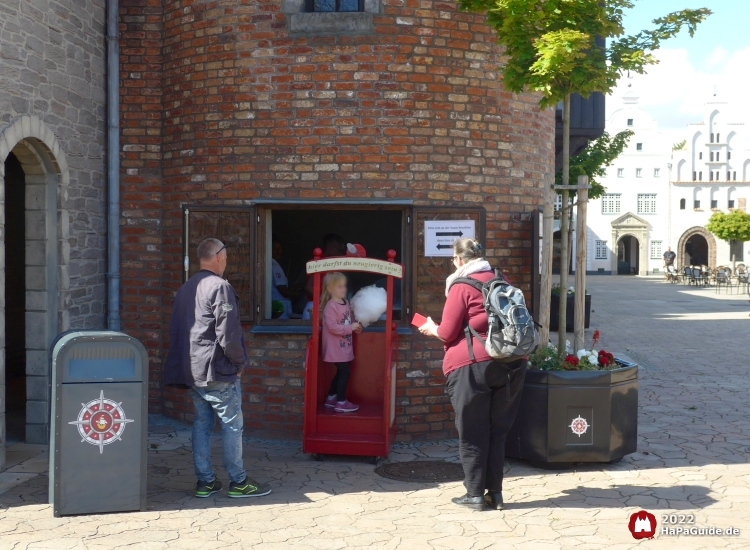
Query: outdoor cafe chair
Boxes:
[
  {"xmin": 715, "ymin": 268, "xmax": 733, "ymax": 294},
  {"xmin": 666, "ymin": 265, "xmax": 681, "ymax": 284}
]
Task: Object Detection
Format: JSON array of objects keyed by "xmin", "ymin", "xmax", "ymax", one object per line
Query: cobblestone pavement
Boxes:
[{"xmin": 1, "ymin": 277, "xmax": 749, "ymax": 549}]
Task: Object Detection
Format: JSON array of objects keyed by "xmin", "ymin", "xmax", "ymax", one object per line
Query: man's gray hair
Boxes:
[{"xmin": 197, "ymin": 238, "xmax": 225, "ymax": 261}]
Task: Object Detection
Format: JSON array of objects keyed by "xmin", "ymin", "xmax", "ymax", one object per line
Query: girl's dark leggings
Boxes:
[{"xmin": 329, "ymin": 362, "xmax": 351, "ymax": 402}]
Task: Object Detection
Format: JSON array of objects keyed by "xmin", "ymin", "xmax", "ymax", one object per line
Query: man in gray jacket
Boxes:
[{"xmin": 164, "ymin": 238, "xmax": 271, "ymax": 499}]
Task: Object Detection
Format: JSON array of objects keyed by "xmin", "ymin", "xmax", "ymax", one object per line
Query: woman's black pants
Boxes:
[{"xmin": 446, "ymin": 359, "xmax": 526, "ymax": 497}]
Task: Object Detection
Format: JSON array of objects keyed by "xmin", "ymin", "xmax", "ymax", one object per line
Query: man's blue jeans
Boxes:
[{"xmin": 189, "ymin": 379, "xmax": 246, "ymax": 484}]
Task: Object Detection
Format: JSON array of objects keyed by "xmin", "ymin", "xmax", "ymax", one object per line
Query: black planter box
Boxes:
[
  {"xmin": 549, "ymin": 293, "xmax": 591, "ymax": 332},
  {"xmin": 506, "ymin": 365, "xmax": 638, "ymax": 464}
]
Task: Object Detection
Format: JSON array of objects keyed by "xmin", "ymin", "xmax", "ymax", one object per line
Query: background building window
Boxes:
[
  {"xmin": 733, "ymin": 171, "xmax": 737, "ymax": 181},
  {"xmin": 693, "ymin": 171, "xmax": 697, "ymax": 181},
  {"xmin": 637, "ymin": 193, "xmax": 657, "ymax": 214},
  {"xmin": 601, "ymin": 193, "xmax": 621, "ymax": 214},
  {"xmin": 636, "ymin": 168, "xmax": 642, "ymax": 177},
  {"xmin": 654, "ymin": 168, "xmax": 660, "ymax": 177},
  {"xmin": 650, "ymin": 240, "xmax": 662, "ymax": 260},
  {"xmin": 729, "ymin": 187, "xmax": 736, "ymax": 209},
  {"xmin": 694, "ymin": 200, "xmax": 701, "ymax": 209},
  {"xmin": 716, "ymin": 152, "xmax": 720, "ymax": 161},
  {"xmin": 710, "ymin": 133, "xmax": 714, "ymax": 143},
  {"xmin": 627, "ymin": 118, "xmax": 634, "ymax": 126},
  {"xmin": 728, "ymin": 171, "xmax": 731, "ymax": 181},
  {"xmin": 308, "ymin": 0, "xmax": 363, "ymax": 11},
  {"xmin": 680, "ymin": 198, "xmax": 686, "ymax": 210},
  {"xmin": 730, "ymin": 240, "xmax": 744, "ymax": 262},
  {"xmin": 728, "ymin": 151, "xmax": 732, "ymax": 160},
  {"xmin": 699, "ymin": 171, "xmax": 702, "ymax": 180},
  {"xmin": 636, "ymin": 143, "xmax": 643, "ymax": 151},
  {"xmin": 554, "ymin": 193, "xmax": 563, "ymax": 212},
  {"xmin": 617, "ymin": 168, "xmax": 624, "ymax": 177},
  {"xmin": 595, "ymin": 240, "xmax": 608, "ymax": 260},
  {"xmin": 699, "ymin": 152, "xmax": 703, "ymax": 160},
  {"xmin": 710, "ymin": 152, "xmax": 714, "ymax": 161},
  {"xmin": 717, "ymin": 133, "xmax": 720, "ymax": 142},
  {"xmin": 710, "ymin": 172, "xmax": 714, "ymax": 181}
]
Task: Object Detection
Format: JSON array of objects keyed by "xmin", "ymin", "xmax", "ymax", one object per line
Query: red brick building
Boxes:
[{"xmin": 119, "ymin": 0, "xmax": 554, "ymax": 440}]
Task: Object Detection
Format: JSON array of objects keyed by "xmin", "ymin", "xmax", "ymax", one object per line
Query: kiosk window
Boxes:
[{"xmin": 257, "ymin": 206, "xmax": 406, "ymax": 326}]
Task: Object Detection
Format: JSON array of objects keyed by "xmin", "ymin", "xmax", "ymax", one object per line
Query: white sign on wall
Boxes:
[{"xmin": 424, "ymin": 220, "xmax": 476, "ymax": 257}]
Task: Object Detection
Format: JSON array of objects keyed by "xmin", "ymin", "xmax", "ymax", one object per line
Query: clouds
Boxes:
[{"xmin": 606, "ymin": 47, "xmax": 750, "ymax": 143}]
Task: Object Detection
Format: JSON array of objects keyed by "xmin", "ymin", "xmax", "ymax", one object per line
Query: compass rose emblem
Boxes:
[
  {"xmin": 569, "ymin": 415, "xmax": 589, "ymax": 437},
  {"xmin": 69, "ymin": 390, "xmax": 134, "ymax": 454}
]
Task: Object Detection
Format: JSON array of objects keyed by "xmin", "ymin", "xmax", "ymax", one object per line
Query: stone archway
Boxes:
[
  {"xmin": 610, "ymin": 212, "xmax": 650, "ymax": 276},
  {"xmin": 677, "ymin": 227, "xmax": 717, "ymax": 268},
  {"xmin": 0, "ymin": 116, "xmax": 71, "ymax": 471}
]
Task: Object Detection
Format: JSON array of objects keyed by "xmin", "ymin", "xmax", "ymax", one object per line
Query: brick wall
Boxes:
[
  {"xmin": 120, "ymin": 0, "xmax": 555, "ymax": 440},
  {"xmin": 119, "ymin": 0, "xmax": 166, "ymax": 408},
  {"xmin": 0, "ymin": 0, "xmax": 108, "ymax": 329}
]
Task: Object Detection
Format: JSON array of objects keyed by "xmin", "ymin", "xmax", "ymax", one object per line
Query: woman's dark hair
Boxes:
[{"xmin": 453, "ymin": 238, "xmax": 482, "ymax": 262}]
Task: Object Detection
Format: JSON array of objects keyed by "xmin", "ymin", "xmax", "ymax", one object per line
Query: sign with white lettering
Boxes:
[
  {"xmin": 306, "ymin": 257, "xmax": 404, "ymax": 279},
  {"xmin": 424, "ymin": 220, "xmax": 476, "ymax": 257}
]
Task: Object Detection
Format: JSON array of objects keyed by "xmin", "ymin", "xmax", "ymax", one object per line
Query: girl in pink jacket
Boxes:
[{"xmin": 320, "ymin": 272, "xmax": 362, "ymax": 413}]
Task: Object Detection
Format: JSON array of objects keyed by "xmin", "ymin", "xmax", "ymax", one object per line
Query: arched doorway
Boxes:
[
  {"xmin": 677, "ymin": 227, "xmax": 717, "ymax": 268},
  {"xmin": 685, "ymin": 234, "xmax": 708, "ymax": 266},
  {"xmin": 617, "ymin": 235, "xmax": 640, "ymax": 275},
  {"xmin": 0, "ymin": 116, "xmax": 72, "ymax": 466}
]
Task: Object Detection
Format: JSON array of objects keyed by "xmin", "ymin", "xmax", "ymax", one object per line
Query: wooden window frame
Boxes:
[
  {"xmin": 411, "ymin": 206, "xmax": 487, "ymax": 324},
  {"xmin": 182, "ymin": 204, "xmax": 256, "ymax": 322},
  {"xmin": 252, "ymin": 201, "xmax": 412, "ymax": 333}
]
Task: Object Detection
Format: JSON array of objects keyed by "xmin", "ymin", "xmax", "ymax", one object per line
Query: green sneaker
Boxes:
[
  {"xmin": 228, "ymin": 477, "xmax": 272, "ymax": 498},
  {"xmin": 195, "ymin": 479, "xmax": 222, "ymax": 498}
]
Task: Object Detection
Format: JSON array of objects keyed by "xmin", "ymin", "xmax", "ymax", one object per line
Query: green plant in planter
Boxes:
[
  {"xmin": 529, "ymin": 330, "xmax": 617, "ymax": 372},
  {"xmin": 551, "ymin": 284, "xmax": 588, "ymax": 296}
]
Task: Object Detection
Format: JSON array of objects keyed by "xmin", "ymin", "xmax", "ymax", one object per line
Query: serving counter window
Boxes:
[
  {"xmin": 256, "ymin": 204, "xmax": 407, "ymax": 327},
  {"xmin": 183, "ymin": 203, "xmax": 486, "ymax": 330}
]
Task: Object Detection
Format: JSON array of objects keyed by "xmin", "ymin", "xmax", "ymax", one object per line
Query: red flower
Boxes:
[
  {"xmin": 592, "ymin": 330, "xmax": 601, "ymax": 347},
  {"xmin": 563, "ymin": 354, "xmax": 579, "ymax": 366},
  {"xmin": 597, "ymin": 349, "xmax": 615, "ymax": 367}
]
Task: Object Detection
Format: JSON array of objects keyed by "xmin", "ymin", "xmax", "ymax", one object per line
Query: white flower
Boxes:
[{"xmin": 576, "ymin": 349, "xmax": 588, "ymax": 359}]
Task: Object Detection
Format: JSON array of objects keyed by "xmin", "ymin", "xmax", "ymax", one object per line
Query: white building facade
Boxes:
[
  {"xmin": 670, "ymin": 100, "xmax": 750, "ymax": 268},
  {"xmin": 585, "ymin": 94, "xmax": 749, "ymax": 275},
  {"xmin": 586, "ymin": 92, "xmax": 671, "ymax": 275}
]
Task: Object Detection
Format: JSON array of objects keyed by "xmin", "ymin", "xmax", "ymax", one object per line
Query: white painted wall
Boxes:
[
  {"xmin": 586, "ymin": 92, "xmax": 750, "ymax": 272},
  {"xmin": 587, "ymin": 91, "xmax": 671, "ymax": 273}
]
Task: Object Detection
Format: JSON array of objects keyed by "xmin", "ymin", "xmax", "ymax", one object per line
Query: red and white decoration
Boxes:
[
  {"xmin": 69, "ymin": 390, "xmax": 134, "ymax": 454},
  {"xmin": 569, "ymin": 415, "xmax": 589, "ymax": 437}
]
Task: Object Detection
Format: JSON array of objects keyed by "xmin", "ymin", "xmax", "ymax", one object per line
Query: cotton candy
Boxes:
[{"xmin": 350, "ymin": 285, "xmax": 387, "ymax": 328}]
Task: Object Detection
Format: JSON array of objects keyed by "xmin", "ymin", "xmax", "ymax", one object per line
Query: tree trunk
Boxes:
[
  {"xmin": 574, "ymin": 176, "xmax": 588, "ymax": 353},
  {"xmin": 539, "ymin": 173, "xmax": 554, "ymax": 347},
  {"xmin": 557, "ymin": 94, "xmax": 571, "ymax": 353}
]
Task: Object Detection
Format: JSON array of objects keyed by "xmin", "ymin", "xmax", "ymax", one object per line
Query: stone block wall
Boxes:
[
  {"xmin": 119, "ymin": 0, "xmax": 554, "ymax": 441},
  {"xmin": 0, "ymin": 0, "xmax": 108, "ymax": 329}
]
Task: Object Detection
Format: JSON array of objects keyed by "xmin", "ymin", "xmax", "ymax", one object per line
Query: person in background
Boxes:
[
  {"xmin": 663, "ymin": 247, "xmax": 676, "ymax": 268},
  {"xmin": 418, "ymin": 238, "xmax": 526, "ymax": 512},
  {"xmin": 271, "ymin": 236, "xmax": 293, "ymax": 319},
  {"xmin": 303, "ymin": 233, "xmax": 349, "ymax": 320},
  {"xmin": 164, "ymin": 238, "xmax": 271, "ymax": 499}
]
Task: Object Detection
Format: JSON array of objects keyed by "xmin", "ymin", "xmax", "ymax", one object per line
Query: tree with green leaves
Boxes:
[
  {"xmin": 706, "ymin": 210, "xmax": 750, "ymax": 266},
  {"xmin": 673, "ymin": 139, "xmax": 687, "ymax": 151},
  {"xmin": 459, "ymin": 0, "xmax": 711, "ymax": 351}
]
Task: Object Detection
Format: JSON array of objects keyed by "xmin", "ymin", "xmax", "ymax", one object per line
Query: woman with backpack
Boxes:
[{"xmin": 418, "ymin": 238, "xmax": 527, "ymax": 511}]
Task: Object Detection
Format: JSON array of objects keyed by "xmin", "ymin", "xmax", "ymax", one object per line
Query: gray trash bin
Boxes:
[{"xmin": 49, "ymin": 331, "xmax": 148, "ymax": 516}]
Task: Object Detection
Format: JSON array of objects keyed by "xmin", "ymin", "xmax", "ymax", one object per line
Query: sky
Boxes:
[{"xmin": 606, "ymin": 0, "xmax": 750, "ymax": 143}]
